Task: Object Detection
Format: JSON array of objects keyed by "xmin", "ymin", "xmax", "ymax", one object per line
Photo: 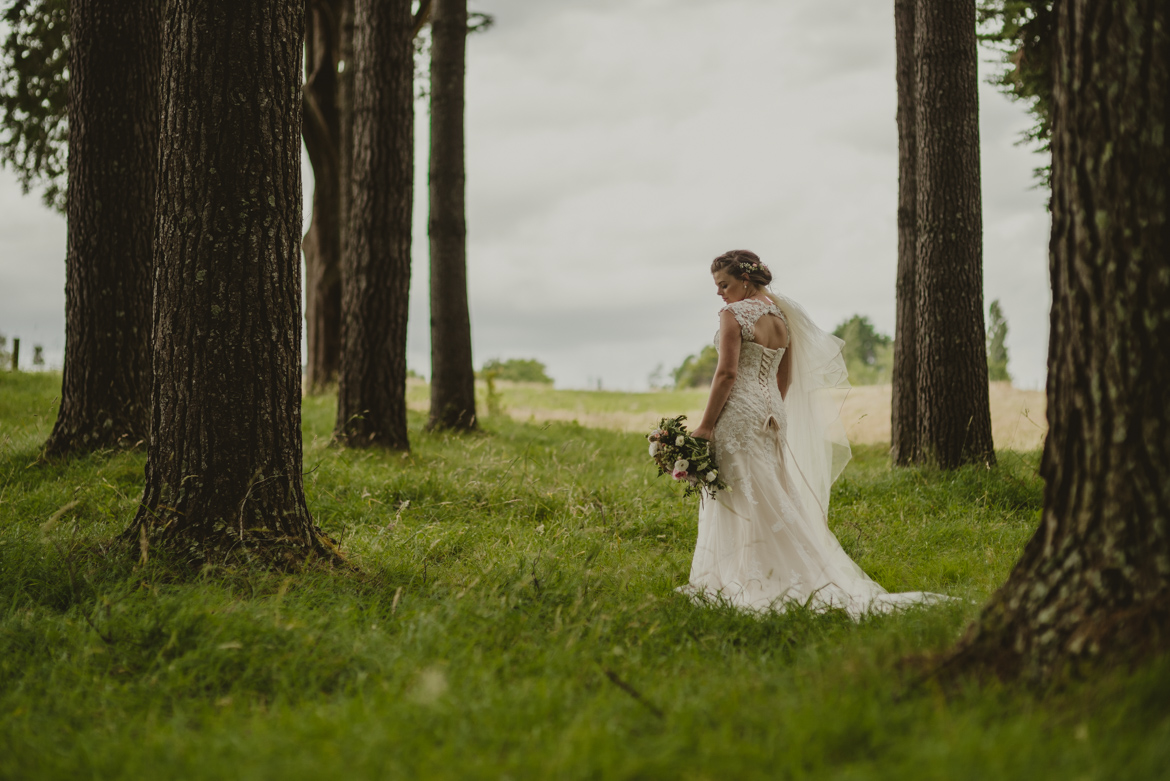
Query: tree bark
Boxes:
[
  {"xmin": 338, "ymin": 0, "xmax": 354, "ymax": 286},
  {"xmin": 302, "ymin": 0, "xmax": 344, "ymax": 391},
  {"xmin": 890, "ymin": 0, "xmax": 918, "ymax": 466},
  {"xmin": 335, "ymin": 0, "xmax": 414, "ymax": 450},
  {"xmin": 947, "ymin": 0, "xmax": 1170, "ymax": 683},
  {"xmin": 43, "ymin": 0, "xmax": 159, "ymax": 457},
  {"xmin": 130, "ymin": 0, "xmax": 334, "ymax": 564},
  {"xmin": 427, "ymin": 0, "xmax": 476, "ymax": 431},
  {"xmin": 912, "ymin": 0, "xmax": 996, "ymax": 468}
]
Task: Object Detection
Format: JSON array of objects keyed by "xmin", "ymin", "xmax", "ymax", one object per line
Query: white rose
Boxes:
[
  {"xmin": 675, "ymin": 435, "xmax": 685, "ymax": 446},
  {"xmin": 649, "ymin": 442, "xmax": 659, "ymax": 456},
  {"xmin": 706, "ymin": 470, "xmax": 717, "ymax": 482},
  {"xmin": 673, "ymin": 458, "xmax": 689, "ymax": 472}
]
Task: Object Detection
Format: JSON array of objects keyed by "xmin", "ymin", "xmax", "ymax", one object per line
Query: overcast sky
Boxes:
[{"xmin": 0, "ymin": 0, "xmax": 1051, "ymax": 391}]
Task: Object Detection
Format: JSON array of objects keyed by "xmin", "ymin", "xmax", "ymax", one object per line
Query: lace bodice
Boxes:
[
  {"xmin": 717, "ymin": 298, "xmax": 790, "ymax": 344},
  {"xmin": 711, "ymin": 298, "xmax": 790, "ymax": 505}
]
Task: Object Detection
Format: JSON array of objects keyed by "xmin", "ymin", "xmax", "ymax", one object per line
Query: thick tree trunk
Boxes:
[
  {"xmin": 947, "ymin": 0, "xmax": 1170, "ymax": 682},
  {"xmin": 303, "ymin": 0, "xmax": 344, "ymax": 391},
  {"xmin": 44, "ymin": 0, "xmax": 159, "ymax": 457},
  {"xmin": 912, "ymin": 0, "xmax": 995, "ymax": 468},
  {"xmin": 427, "ymin": 0, "xmax": 476, "ymax": 431},
  {"xmin": 335, "ymin": 0, "xmax": 414, "ymax": 450},
  {"xmin": 338, "ymin": 0, "xmax": 354, "ymax": 278},
  {"xmin": 130, "ymin": 0, "xmax": 334, "ymax": 564},
  {"xmin": 890, "ymin": 0, "xmax": 917, "ymax": 466}
]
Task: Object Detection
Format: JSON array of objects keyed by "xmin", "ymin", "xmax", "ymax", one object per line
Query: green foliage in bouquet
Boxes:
[{"xmin": 646, "ymin": 415, "xmax": 729, "ymax": 499}]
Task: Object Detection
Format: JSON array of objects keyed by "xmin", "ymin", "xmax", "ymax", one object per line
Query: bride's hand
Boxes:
[{"xmin": 692, "ymin": 425, "xmax": 713, "ymax": 441}]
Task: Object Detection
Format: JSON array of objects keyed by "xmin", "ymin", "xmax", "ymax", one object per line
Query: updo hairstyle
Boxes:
[{"xmin": 710, "ymin": 249, "xmax": 772, "ymax": 290}]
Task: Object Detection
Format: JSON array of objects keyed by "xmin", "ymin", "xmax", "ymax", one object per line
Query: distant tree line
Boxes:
[
  {"xmin": 477, "ymin": 358, "xmax": 553, "ymax": 385},
  {"xmin": 672, "ymin": 346, "xmax": 717, "ymax": 388},
  {"xmin": 833, "ymin": 315, "xmax": 893, "ymax": 386},
  {"xmin": 670, "ymin": 303, "xmax": 1010, "ymax": 389}
]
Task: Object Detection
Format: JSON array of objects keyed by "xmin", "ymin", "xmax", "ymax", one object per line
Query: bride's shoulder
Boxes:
[
  {"xmin": 720, "ymin": 298, "xmax": 758, "ymax": 313},
  {"xmin": 721, "ymin": 298, "xmax": 771, "ymax": 316}
]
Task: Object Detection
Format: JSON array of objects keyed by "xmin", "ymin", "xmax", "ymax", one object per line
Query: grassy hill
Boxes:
[{"xmin": 0, "ymin": 371, "xmax": 1166, "ymax": 779}]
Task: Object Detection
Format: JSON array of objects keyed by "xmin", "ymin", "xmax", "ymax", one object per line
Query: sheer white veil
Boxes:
[{"xmin": 762, "ymin": 288, "xmax": 852, "ymax": 540}]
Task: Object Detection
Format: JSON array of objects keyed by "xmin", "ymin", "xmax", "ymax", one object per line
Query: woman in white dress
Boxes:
[{"xmin": 684, "ymin": 249, "xmax": 943, "ymax": 618}]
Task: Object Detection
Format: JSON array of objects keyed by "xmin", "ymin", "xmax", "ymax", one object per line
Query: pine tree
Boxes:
[
  {"xmin": 427, "ymin": 0, "xmax": 477, "ymax": 431},
  {"xmin": 335, "ymin": 0, "xmax": 416, "ymax": 450},
  {"xmin": 891, "ymin": 0, "xmax": 919, "ymax": 465},
  {"xmin": 43, "ymin": 0, "xmax": 159, "ymax": 456},
  {"xmin": 0, "ymin": 0, "xmax": 68, "ymax": 210},
  {"xmin": 130, "ymin": 0, "xmax": 334, "ymax": 563},
  {"xmin": 947, "ymin": 0, "xmax": 1170, "ymax": 683},
  {"xmin": 912, "ymin": 0, "xmax": 996, "ymax": 468},
  {"xmin": 302, "ymin": 0, "xmax": 345, "ymax": 392}
]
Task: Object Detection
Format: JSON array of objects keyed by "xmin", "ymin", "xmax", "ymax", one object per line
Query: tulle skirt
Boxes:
[{"xmin": 681, "ymin": 426, "xmax": 946, "ymax": 620}]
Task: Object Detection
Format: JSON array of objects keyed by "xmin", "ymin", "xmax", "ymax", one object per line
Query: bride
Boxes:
[{"xmin": 684, "ymin": 249, "xmax": 944, "ymax": 618}]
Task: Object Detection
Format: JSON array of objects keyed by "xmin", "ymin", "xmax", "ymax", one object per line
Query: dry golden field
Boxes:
[{"xmin": 408, "ymin": 380, "xmax": 1047, "ymax": 452}]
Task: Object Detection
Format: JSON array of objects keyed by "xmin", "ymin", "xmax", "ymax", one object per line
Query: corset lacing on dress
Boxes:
[{"xmin": 710, "ymin": 299, "xmax": 789, "ymax": 506}]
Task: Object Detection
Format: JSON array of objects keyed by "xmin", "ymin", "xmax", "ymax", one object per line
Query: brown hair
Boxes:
[{"xmin": 710, "ymin": 249, "xmax": 772, "ymax": 290}]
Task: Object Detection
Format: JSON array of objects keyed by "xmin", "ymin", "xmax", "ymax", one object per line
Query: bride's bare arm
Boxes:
[
  {"xmin": 692, "ymin": 310, "xmax": 740, "ymax": 440},
  {"xmin": 776, "ymin": 350, "xmax": 790, "ymax": 399}
]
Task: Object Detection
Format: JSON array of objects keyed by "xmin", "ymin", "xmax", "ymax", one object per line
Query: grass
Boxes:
[
  {"xmin": 407, "ymin": 378, "xmax": 713, "ymax": 434},
  {"xmin": 1, "ymin": 370, "xmax": 1168, "ymax": 780}
]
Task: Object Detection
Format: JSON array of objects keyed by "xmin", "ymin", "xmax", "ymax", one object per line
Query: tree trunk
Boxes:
[
  {"xmin": 890, "ymin": 0, "xmax": 918, "ymax": 466},
  {"xmin": 947, "ymin": 0, "xmax": 1170, "ymax": 683},
  {"xmin": 427, "ymin": 0, "xmax": 476, "ymax": 431},
  {"xmin": 43, "ymin": 0, "xmax": 159, "ymax": 457},
  {"xmin": 912, "ymin": 0, "xmax": 996, "ymax": 468},
  {"xmin": 335, "ymin": 0, "xmax": 414, "ymax": 450},
  {"xmin": 303, "ymin": 0, "xmax": 344, "ymax": 391},
  {"xmin": 338, "ymin": 0, "xmax": 354, "ymax": 284},
  {"xmin": 130, "ymin": 0, "xmax": 334, "ymax": 564}
]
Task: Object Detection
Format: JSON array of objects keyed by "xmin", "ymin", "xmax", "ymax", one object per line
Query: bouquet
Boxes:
[{"xmin": 646, "ymin": 415, "xmax": 729, "ymax": 499}]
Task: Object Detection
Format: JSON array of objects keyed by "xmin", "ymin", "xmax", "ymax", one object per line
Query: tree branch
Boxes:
[{"xmin": 412, "ymin": 0, "xmax": 433, "ymax": 38}]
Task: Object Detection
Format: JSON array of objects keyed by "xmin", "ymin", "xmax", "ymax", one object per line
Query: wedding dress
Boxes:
[{"xmin": 681, "ymin": 295, "xmax": 945, "ymax": 619}]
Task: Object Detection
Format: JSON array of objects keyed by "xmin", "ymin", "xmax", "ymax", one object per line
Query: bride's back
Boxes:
[{"xmin": 752, "ymin": 311, "xmax": 789, "ymax": 351}]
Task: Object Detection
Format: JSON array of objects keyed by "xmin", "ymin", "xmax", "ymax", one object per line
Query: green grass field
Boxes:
[{"xmin": 1, "ymin": 371, "xmax": 1167, "ymax": 780}]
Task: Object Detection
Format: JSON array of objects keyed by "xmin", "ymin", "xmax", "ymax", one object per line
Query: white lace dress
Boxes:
[{"xmin": 682, "ymin": 298, "xmax": 943, "ymax": 618}]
